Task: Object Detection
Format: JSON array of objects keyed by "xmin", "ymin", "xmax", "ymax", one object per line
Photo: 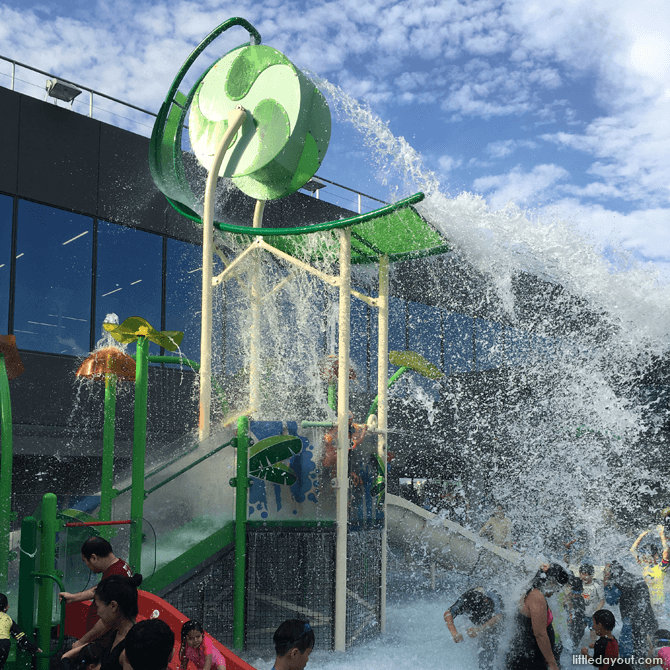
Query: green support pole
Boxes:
[
  {"xmin": 129, "ymin": 336, "xmax": 149, "ymax": 574},
  {"xmin": 99, "ymin": 373, "xmax": 117, "ymax": 537},
  {"xmin": 16, "ymin": 516, "xmax": 37, "ymax": 670},
  {"xmin": 233, "ymin": 416, "xmax": 249, "ymax": 650},
  {"xmin": 36, "ymin": 494, "xmax": 57, "ymax": 670},
  {"xmin": 366, "ymin": 366, "xmax": 408, "ymax": 419},
  {"xmin": 0, "ymin": 354, "xmax": 12, "ymax": 591},
  {"xmin": 327, "ymin": 381, "xmax": 337, "ymax": 413}
]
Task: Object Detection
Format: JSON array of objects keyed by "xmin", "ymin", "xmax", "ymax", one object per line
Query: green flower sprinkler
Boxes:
[{"xmin": 103, "ymin": 316, "xmax": 184, "ymax": 572}]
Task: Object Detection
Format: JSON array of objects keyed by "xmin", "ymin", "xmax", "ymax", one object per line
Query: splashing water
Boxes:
[{"xmin": 308, "ymin": 78, "xmax": 670, "ymax": 561}]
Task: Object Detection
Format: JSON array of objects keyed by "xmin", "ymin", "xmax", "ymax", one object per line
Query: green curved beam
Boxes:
[
  {"xmin": 169, "ymin": 191, "xmax": 425, "ymax": 236},
  {"xmin": 149, "ymin": 18, "xmax": 262, "ymax": 218}
]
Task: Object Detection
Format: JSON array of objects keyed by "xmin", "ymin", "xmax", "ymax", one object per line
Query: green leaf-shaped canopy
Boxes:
[
  {"xmin": 248, "ymin": 434, "xmax": 302, "ymax": 485},
  {"xmin": 103, "ymin": 317, "xmax": 184, "ymax": 352},
  {"xmin": 389, "ymin": 350, "xmax": 443, "ymax": 380}
]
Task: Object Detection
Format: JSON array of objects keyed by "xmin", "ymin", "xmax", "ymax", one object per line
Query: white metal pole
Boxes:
[
  {"xmin": 199, "ymin": 106, "xmax": 247, "ymax": 440},
  {"xmin": 334, "ymin": 228, "xmax": 351, "ymax": 651},
  {"xmin": 377, "ymin": 254, "xmax": 389, "ymax": 632},
  {"xmin": 249, "ymin": 200, "xmax": 265, "ymax": 416}
]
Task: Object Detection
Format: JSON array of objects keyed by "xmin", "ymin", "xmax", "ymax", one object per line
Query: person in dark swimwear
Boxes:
[
  {"xmin": 70, "ymin": 574, "xmax": 143, "ymax": 670},
  {"xmin": 506, "ymin": 563, "xmax": 582, "ymax": 670},
  {"xmin": 605, "ymin": 561, "xmax": 657, "ymax": 659},
  {"xmin": 444, "ymin": 586, "xmax": 505, "ymax": 670}
]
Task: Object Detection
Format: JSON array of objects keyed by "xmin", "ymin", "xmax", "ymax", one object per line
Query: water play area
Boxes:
[{"xmin": 1, "ymin": 13, "xmax": 670, "ymax": 670}]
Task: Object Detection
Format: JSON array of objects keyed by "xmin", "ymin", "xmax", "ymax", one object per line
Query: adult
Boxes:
[
  {"xmin": 59, "ymin": 537, "xmax": 132, "ymax": 649},
  {"xmin": 64, "ymin": 574, "xmax": 143, "ymax": 670},
  {"xmin": 506, "ymin": 563, "xmax": 581, "ymax": 670},
  {"xmin": 444, "ymin": 586, "xmax": 505, "ymax": 670},
  {"xmin": 605, "ymin": 561, "xmax": 657, "ymax": 659},
  {"xmin": 479, "ymin": 506, "xmax": 513, "ymax": 548}
]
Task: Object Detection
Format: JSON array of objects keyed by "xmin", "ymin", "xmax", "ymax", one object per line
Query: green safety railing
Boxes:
[{"xmin": 114, "ymin": 438, "xmax": 235, "ymax": 498}]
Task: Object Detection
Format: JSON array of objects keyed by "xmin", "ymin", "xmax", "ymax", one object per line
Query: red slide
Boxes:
[{"xmin": 65, "ymin": 591, "xmax": 258, "ymax": 670}]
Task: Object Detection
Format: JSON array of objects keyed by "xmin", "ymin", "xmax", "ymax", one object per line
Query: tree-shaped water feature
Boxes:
[{"xmin": 148, "ymin": 16, "xmax": 453, "ymax": 650}]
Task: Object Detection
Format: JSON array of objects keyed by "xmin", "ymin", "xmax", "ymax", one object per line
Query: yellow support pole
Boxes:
[
  {"xmin": 377, "ymin": 255, "xmax": 389, "ymax": 632},
  {"xmin": 334, "ymin": 228, "xmax": 351, "ymax": 651}
]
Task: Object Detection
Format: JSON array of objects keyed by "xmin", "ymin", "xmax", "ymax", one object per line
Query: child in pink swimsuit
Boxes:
[{"xmin": 180, "ymin": 620, "xmax": 226, "ymax": 670}]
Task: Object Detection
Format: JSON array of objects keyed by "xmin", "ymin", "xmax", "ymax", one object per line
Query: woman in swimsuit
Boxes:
[
  {"xmin": 506, "ymin": 563, "xmax": 580, "ymax": 670},
  {"xmin": 93, "ymin": 574, "xmax": 143, "ymax": 670}
]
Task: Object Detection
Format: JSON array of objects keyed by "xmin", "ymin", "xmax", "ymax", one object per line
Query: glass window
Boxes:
[
  {"xmin": 96, "ymin": 222, "xmax": 163, "ymax": 357},
  {"xmin": 408, "ymin": 301, "xmax": 442, "ymax": 397},
  {"xmin": 350, "ymin": 299, "xmax": 369, "ymax": 393},
  {"xmin": 368, "ymin": 296, "xmax": 406, "ymax": 397},
  {"xmin": 14, "ymin": 201, "xmax": 93, "ymax": 355},
  {"xmin": 166, "ymin": 238, "xmax": 203, "ymax": 366},
  {"xmin": 475, "ymin": 319, "xmax": 503, "ymax": 371},
  {"xmin": 388, "ymin": 296, "xmax": 406, "ymax": 353},
  {"xmin": 506, "ymin": 327, "xmax": 530, "ymax": 366},
  {"xmin": 0, "ymin": 195, "xmax": 12, "ymax": 335},
  {"xmin": 443, "ymin": 312, "xmax": 474, "ymax": 374}
]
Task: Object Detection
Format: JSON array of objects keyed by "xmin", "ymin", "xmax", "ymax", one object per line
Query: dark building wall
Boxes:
[{"xmin": 0, "ymin": 85, "xmax": 359, "ymax": 521}]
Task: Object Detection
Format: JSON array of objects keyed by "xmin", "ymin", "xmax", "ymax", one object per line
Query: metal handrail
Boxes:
[
  {"xmin": 115, "ymin": 438, "xmax": 235, "ymax": 498},
  {"xmin": 0, "ymin": 55, "xmax": 156, "ymax": 119},
  {"xmin": 144, "ymin": 438, "xmax": 235, "ymax": 496},
  {"xmin": 0, "ymin": 55, "xmax": 388, "ymax": 213},
  {"xmin": 32, "ymin": 572, "xmax": 66, "ymax": 657}
]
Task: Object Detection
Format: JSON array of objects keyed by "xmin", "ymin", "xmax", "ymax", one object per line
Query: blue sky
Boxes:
[{"xmin": 1, "ymin": 0, "xmax": 670, "ymax": 273}]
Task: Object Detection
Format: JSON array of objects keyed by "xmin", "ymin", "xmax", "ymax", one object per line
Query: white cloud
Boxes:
[
  {"xmin": 473, "ymin": 164, "xmax": 569, "ymax": 209},
  {"xmin": 486, "ymin": 139, "xmax": 538, "ymax": 159},
  {"xmin": 2, "ymin": 0, "xmax": 670, "ymax": 266},
  {"xmin": 538, "ymin": 198, "xmax": 670, "ymax": 276},
  {"xmin": 437, "ymin": 154, "xmax": 463, "ymax": 174}
]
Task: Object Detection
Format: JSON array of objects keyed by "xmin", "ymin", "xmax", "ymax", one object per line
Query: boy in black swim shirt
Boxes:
[{"xmin": 580, "ymin": 608, "xmax": 618, "ymax": 669}]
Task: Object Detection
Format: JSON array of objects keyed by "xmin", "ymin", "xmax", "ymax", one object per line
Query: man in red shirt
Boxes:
[{"xmin": 59, "ymin": 537, "xmax": 132, "ymax": 651}]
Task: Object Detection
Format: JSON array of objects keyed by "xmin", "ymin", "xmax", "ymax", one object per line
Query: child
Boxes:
[
  {"xmin": 74, "ymin": 643, "xmax": 104, "ymax": 670},
  {"xmin": 272, "ymin": 620, "xmax": 314, "ymax": 670},
  {"xmin": 566, "ymin": 563, "xmax": 605, "ymax": 653},
  {"xmin": 580, "ymin": 609, "xmax": 619, "ymax": 669},
  {"xmin": 0, "ymin": 592, "xmax": 40, "ymax": 669},
  {"xmin": 180, "ymin": 621, "xmax": 226, "ymax": 670}
]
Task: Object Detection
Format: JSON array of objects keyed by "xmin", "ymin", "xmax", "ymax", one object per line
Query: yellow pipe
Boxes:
[
  {"xmin": 256, "ymin": 238, "xmax": 341, "ymax": 287},
  {"xmin": 212, "ymin": 242, "xmax": 258, "ymax": 286}
]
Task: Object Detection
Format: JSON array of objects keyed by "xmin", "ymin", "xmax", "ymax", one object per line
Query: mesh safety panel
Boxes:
[
  {"xmin": 161, "ymin": 545, "xmax": 235, "ymax": 647},
  {"xmin": 245, "ymin": 526, "xmax": 335, "ymax": 652},
  {"xmin": 346, "ymin": 528, "xmax": 382, "ymax": 648}
]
